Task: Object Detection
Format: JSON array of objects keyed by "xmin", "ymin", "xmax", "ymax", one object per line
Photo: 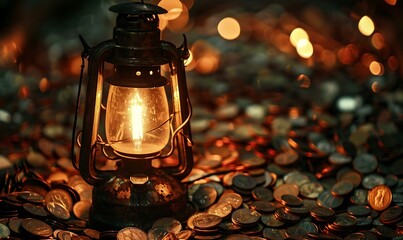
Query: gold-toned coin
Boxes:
[
  {"xmin": 367, "ymin": 185, "xmax": 392, "ymax": 211},
  {"xmin": 117, "ymin": 227, "xmax": 147, "ymax": 240}
]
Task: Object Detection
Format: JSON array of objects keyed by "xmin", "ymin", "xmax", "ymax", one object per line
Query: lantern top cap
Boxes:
[{"xmin": 109, "ymin": 2, "xmax": 167, "ymax": 15}]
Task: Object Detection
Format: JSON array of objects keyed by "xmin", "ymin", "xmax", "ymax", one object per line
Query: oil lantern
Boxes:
[{"xmin": 73, "ymin": 1, "xmax": 193, "ymax": 230}]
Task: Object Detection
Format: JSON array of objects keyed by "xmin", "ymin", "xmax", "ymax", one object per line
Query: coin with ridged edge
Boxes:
[
  {"xmin": 117, "ymin": 227, "xmax": 147, "ymax": 240},
  {"xmin": 347, "ymin": 205, "xmax": 371, "ymax": 217},
  {"xmin": 21, "ymin": 218, "xmax": 53, "ymax": 238},
  {"xmin": 46, "ymin": 201, "xmax": 70, "ymax": 220},
  {"xmin": 380, "ymin": 206, "xmax": 403, "ymax": 224},
  {"xmin": 8, "ymin": 218, "xmax": 23, "ymax": 235},
  {"xmin": 218, "ymin": 192, "xmax": 243, "ymax": 209},
  {"xmin": 368, "ymin": 185, "xmax": 392, "ymax": 211},
  {"xmin": 300, "ymin": 182, "xmax": 324, "ymax": 199},
  {"xmin": 261, "ymin": 214, "xmax": 285, "ymax": 228},
  {"xmin": 0, "ymin": 223, "xmax": 10, "ymax": 238},
  {"xmin": 192, "ymin": 185, "xmax": 218, "ymax": 209},
  {"xmin": 251, "ymin": 201, "xmax": 276, "ymax": 213},
  {"xmin": 23, "ymin": 203, "xmax": 48, "ymax": 217},
  {"xmin": 187, "ymin": 212, "xmax": 207, "ymax": 230},
  {"xmin": 317, "ymin": 190, "xmax": 343, "ymax": 209},
  {"xmin": 352, "ymin": 153, "xmax": 377, "ymax": 174},
  {"xmin": 281, "ymin": 194, "xmax": 303, "ymax": 207},
  {"xmin": 263, "ymin": 227, "xmax": 288, "ymax": 240},
  {"xmin": 231, "ymin": 208, "xmax": 261, "ymax": 226},
  {"xmin": 207, "ymin": 202, "xmax": 232, "ymax": 218},
  {"xmin": 193, "ymin": 213, "xmax": 222, "ymax": 229},
  {"xmin": 18, "ymin": 191, "xmax": 44, "ymax": 204},
  {"xmin": 273, "ymin": 183, "xmax": 299, "ymax": 202},
  {"xmin": 252, "ymin": 186, "xmax": 273, "ymax": 201},
  {"xmin": 152, "ymin": 217, "xmax": 182, "ymax": 234},
  {"xmin": 331, "ymin": 180, "xmax": 354, "ymax": 196},
  {"xmin": 232, "ymin": 174, "xmax": 256, "ymax": 190},
  {"xmin": 274, "ymin": 151, "xmax": 299, "ymax": 166}
]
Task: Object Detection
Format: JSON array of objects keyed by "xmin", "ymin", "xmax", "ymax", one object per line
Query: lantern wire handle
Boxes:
[
  {"xmin": 71, "ymin": 36, "xmax": 90, "ymax": 171},
  {"xmin": 159, "ymin": 97, "xmax": 193, "ymax": 158}
]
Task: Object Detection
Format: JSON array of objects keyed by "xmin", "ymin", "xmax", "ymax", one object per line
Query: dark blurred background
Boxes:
[{"xmin": 0, "ymin": 0, "xmax": 402, "ymax": 158}]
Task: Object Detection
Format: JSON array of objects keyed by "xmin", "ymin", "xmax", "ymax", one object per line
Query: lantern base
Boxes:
[{"xmin": 88, "ymin": 168, "xmax": 187, "ymax": 231}]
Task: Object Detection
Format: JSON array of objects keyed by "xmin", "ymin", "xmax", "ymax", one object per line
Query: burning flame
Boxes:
[{"xmin": 131, "ymin": 94, "xmax": 143, "ymax": 149}]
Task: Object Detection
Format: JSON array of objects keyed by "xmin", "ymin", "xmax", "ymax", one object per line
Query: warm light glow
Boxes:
[
  {"xmin": 385, "ymin": 0, "xmax": 397, "ymax": 5},
  {"xmin": 0, "ymin": 30, "xmax": 23, "ymax": 67},
  {"xmin": 387, "ymin": 56, "xmax": 399, "ymax": 71},
  {"xmin": 371, "ymin": 33, "xmax": 385, "ymax": 50},
  {"xmin": 159, "ymin": 15, "xmax": 168, "ymax": 31},
  {"xmin": 296, "ymin": 39, "xmax": 313, "ymax": 58},
  {"xmin": 184, "ymin": 49, "xmax": 193, "ymax": 67},
  {"xmin": 19, "ymin": 85, "xmax": 29, "ymax": 99},
  {"xmin": 338, "ymin": 44, "xmax": 359, "ymax": 65},
  {"xmin": 320, "ymin": 50, "xmax": 337, "ymax": 68},
  {"xmin": 131, "ymin": 95, "xmax": 143, "ymax": 149},
  {"xmin": 361, "ymin": 53, "xmax": 376, "ymax": 67},
  {"xmin": 358, "ymin": 16, "xmax": 375, "ymax": 36},
  {"xmin": 372, "ymin": 82, "xmax": 380, "ymax": 93},
  {"xmin": 296, "ymin": 74, "xmax": 311, "ymax": 88},
  {"xmin": 182, "ymin": 0, "xmax": 194, "ymax": 9},
  {"xmin": 274, "ymin": 33, "xmax": 293, "ymax": 53},
  {"xmin": 289, "ymin": 107, "xmax": 300, "ymax": 118},
  {"xmin": 167, "ymin": 5, "xmax": 189, "ymax": 32},
  {"xmin": 290, "ymin": 28, "xmax": 309, "ymax": 47},
  {"xmin": 217, "ymin": 17, "xmax": 241, "ymax": 40},
  {"xmin": 191, "ymin": 40, "xmax": 220, "ymax": 74},
  {"xmin": 197, "ymin": 55, "xmax": 219, "ymax": 74},
  {"xmin": 39, "ymin": 77, "xmax": 50, "ymax": 92},
  {"xmin": 106, "ymin": 86, "xmax": 170, "ymax": 155},
  {"xmin": 369, "ymin": 61, "xmax": 384, "ymax": 75},
  {"xmin": 158, "ymin": 0, "xmax": 182, "ymax": 20},
  {"xmin": 70, "ymin": 55, "xmax": 82, "ymax": 76}
]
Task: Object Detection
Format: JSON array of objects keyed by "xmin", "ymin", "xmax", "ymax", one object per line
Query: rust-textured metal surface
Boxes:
[{"xmin": 89, "ymin": 168, "xmax": 187, "ymax": 230}]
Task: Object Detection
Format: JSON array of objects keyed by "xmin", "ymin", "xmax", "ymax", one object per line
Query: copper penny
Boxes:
[
  {"xmin": 367, "ymin": 185, "xmax": 392, "ymax": 211},
  {"xmin": 274, "ymin": 151, "xmax": 298, "ymax": 166},
  {"xmin": 207, "ymin": 202, "xmax": 233, "ymax": 218},
  {"xmin": 21, "ymin": 218, "xmax": 53, "ymax": 238},
  {"xmin": 273, "ymin": 183, "xmax": 299, "ymax": 202},
  {"xmin": 231, "ymin": 208, "xmax": 261, "ymax": 226},
  {"xmin": 193, "ymin": 213, "xmax": 222, "ymax": 229},
  {"xmin": 218, "ymin": 192, "xmax": 243, "ymax": 209}
]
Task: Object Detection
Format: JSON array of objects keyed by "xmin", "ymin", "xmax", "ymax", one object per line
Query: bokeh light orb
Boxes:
[{"xmin": 217, "ymin": 17, "xmax": 241, "ymax": 40}]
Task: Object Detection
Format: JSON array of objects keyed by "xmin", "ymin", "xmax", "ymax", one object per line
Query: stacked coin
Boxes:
[{"xmin": 0, "ymin": 1, "xmax": 403, "ymax": 239}]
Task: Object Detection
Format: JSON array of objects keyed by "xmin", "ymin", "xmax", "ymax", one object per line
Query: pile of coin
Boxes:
[
  {"xmin": 0, "ymin": 1, "xmax": 402, "ymax": 240},
  {"xmin": 0, "ymin": 164, "xmax": 99, "ymax": 239}
]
